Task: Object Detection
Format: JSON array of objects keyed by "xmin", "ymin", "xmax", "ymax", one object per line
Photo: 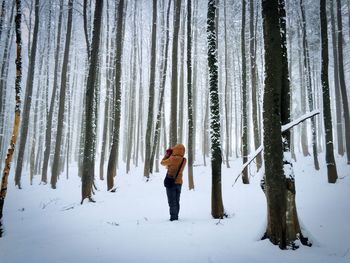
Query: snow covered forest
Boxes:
[{"xmin": 0, "ymin": 0, "xmax": 350, "ymax": 261}]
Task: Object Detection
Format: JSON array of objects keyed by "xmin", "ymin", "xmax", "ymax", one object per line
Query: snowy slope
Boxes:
[{"xmin": 0, "ymin": 153, "xmax": 349, "ymax": 263}]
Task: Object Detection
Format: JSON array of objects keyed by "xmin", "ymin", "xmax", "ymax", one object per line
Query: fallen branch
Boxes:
[{"xmin": 233, "ymin": 110, "xmax": 320, "ymax": 186}]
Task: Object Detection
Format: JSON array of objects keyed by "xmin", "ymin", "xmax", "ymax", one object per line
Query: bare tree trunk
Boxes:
[
  {"xmin": 223, "ymin": 0, "xmax": 230, "ymax": 169},
  {"xmin": 81, "ymin": 0, "xmax": 104, "ymax": 203},
  {"xmin": 300, "ymin": 0, "xmax": 320, "ymax": 170},
  {"xmin": 329, "ymin": 1, "xmax": 344, "ymax": 156},
  {"xmin": 144, "ymin": 0, "xmax": 157, "ymax": 178},
  {"xmin": 169, "ymin": 0, "xmax": 182, "ymax": 146},
  {"xmin": 107, "ymin": 0, "xmax": 124, "ymax": 191},
  {"xmin": 126, "ymin": 2, "xmax": 137, "ymax": 174},
  {"xmin": 320, "ymin": 0, "xmax": 338, "ymax": 183},
  {"xmin": 178, "ymin": 7, "xmax": 185, "ymax": 144},
  {"xmin": 41, "ymin": 0, "xmax": 63, "ymax": 184},
  {"xmin": 187, "ymin": 0, "xmax": 194, "ymax": 189},
  {"xmin": 261, "ymin": 0, "xmax": 311, "ymax": 249},
  {"xmin": 14, "ymin": 0, "xmax": 40, "ymax": 188},
  {"xmin": 150, "ymin": 0, "xmax": 171, "ymax": 174},
  {"xmin": 0, "ymin": 0, "xmax": 22, "ymax": 223},
  {"xmin": 0, "ymin": 1, "xmax": 15, "ymax": 164},
  {"xmin": 336, "ymin": 0, "xmax": 350, "ymax": 164},
  {"xmin": 0, "ymin": 0, "xmax": 5, "ymax": 41},
  {"xmin": 99, "ymin": 0, "xmax": 111, "ymax": 181},
  {"xmin": 51, "ymin": 0, "xmax": 73, "ymax": 189},
  {"xmin": 250, "ymin": 0, "xmax": 262, "ymax": 171},
  {"xmin": 241, "ymin": 0, "xmax": 249, "ymax": 184},
  {"xmin": 297, "ymin": 26, "xmax": 309, "ymax": 156},
  {"xmin": 208, "ymin": 0, "xmax": 224, "ymax": 219}
]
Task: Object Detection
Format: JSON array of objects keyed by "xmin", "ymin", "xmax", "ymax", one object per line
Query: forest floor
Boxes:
[{"xmin": 0, "ymin": 153, "xmax": 349, "ymax": 263}]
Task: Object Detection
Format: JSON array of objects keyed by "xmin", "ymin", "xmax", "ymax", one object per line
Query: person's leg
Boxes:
[
  {"xmin": 166, "ymin": 186, "xmax": 177, "ymax": 220},
  {"xmin": 175, "ymin": 184, "xmax": 182, "ymax": 219}
]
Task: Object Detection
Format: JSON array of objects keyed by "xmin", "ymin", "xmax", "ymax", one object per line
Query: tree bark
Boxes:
[
  {"xmin": 336, "ymin": 0, "xmax": 350, "ymax": 164},
  {"xmin": 187, "ymin": 0, "xmax": 195, "ymax": 189},
  {"xmin": 241, "ymin": 0, "xmax": 249, "ymax": 184},
  {"xmin": 0, "ymin": 1, "xmax": 15, "ymax": 163},
  {"xmin": 14, "ymin": 0, "xmax": 40, "ymax": 188},
  {"xmin": 300, "ymin": 0, "xmax": 319, "ymax": 170},
  {"xmin": 107, "ymin": 0, "xmax": 124, "ymax": 191},
  {"xmin": 41, "ymin": 0, "xmax": 63, "ymax": 184},
  {"xmin": 320, "ymin": 0, "xmax": 338, "ymax": 183},
  {"xmin": 144, "ymin": 0, "xmax": 157, "ymax": 179},
  {"xmin": 150, "ymin": 0, "xmax": 171, "ymax": 174},
  {"xmin": 249, "ymin": 0, "xmax": 262, "ymax": 171},
  {"xmin": 169, "ymin": 0, "xmax": 182, "ymax": 146},
  {"xmin": 207, "ymin": 0, "xmax": 224, "ymax": 219},
  {"xmin": 51, "ymin": 0, "xmax": 73, "ymax": 189},
  {"xmin": 81, "ymin": 0, "xmax": 104, "ymax": 203},
  {"xmin": 329, "ymin": 1, "xmax": 344, "ymax": 156},
  {"xmin": 0, "ymin": 0, "xmax": 22, "ymax": 221}
]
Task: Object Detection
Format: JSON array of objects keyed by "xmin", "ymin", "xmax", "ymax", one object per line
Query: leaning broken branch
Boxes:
[{"xmin": 233, "ymin": 110, "xmax": 320, "ymax": 186}]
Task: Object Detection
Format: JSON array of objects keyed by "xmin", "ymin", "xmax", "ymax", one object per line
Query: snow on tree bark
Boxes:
[{"xmin": 207, "ymin": 0, "xmax": 224, "ymax": 219}]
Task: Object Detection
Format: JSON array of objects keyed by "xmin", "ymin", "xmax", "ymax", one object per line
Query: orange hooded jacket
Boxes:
[{"xmin": 160, "ymin": 144, "xmax": 187, "ymax": 185}]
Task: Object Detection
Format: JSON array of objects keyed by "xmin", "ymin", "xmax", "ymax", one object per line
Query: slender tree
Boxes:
[
  {"xmin": 241, "ymin": 0, "xmax": 249, "ymax": 184},
  {"xmin": 41, "ymin": 0, "xmax": 63, "ymax": 184},
  {"xmin": 14, "ymin": 0, "xmax": 40, "ymax": 188},
  {"xmin": 169, "ymin": 0, "xmax": 182, "ymax": 146},
  {"xmin": 299, "ymin": 0, "xmax": 320, "ymax": 170},
  {"xmin": 0, "ymin": 1, "xmax": 15, "ymax": 163},
  {"xmin": 250, "ymin": 0, "xmax": 262, "ymax": 171},
  {"xmin": 51, "ymin": 0, "xmax": 73, "ymax": 189},
  {"xmin": 0, "ymin": 0, "xmax": 5, "ymax": 41},
  {"xmin": 107, "ymin": 0, "xmax": 124, "ymax": 191},
  {"xmin": 330, "ymin": 0, "xmax": 344, "ymax": 156},
  {"xmin": 187, "ymin": 0, "xmax": 195, "ymax": 189},
  {"xmin": 150, "ymin": 0, "xmax": 172, "ymax": 174},
  {"xmin": 320, "ymin": 0, "xmax": 338, "ymax": 183},
  {"xmin": 223, "ymin": 0, "xmax": 230, "ymax": 168},
  {"xmin": 144, "ymin": 0, "xmax": 157, "ymax": 179},
  {"xmin": 0, "ymin": 0, "xmax": 22, "ymax": 223},
  {"xmin": 207, "ymin": 0, "xmax": 224, "ymax": 219},
  {"xmin": 336, "ymin": 0, "xmax": 350, "ymax": 164}
]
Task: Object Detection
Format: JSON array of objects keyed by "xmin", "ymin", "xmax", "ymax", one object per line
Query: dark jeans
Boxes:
[{"xmin": 166, "ymin": 184, "xmax": 182, "ymax": 220}]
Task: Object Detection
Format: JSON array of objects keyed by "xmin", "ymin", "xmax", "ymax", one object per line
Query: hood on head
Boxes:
[{"xmin": 172, "ymin": 144, "xmax": 185, "ymax": 157}]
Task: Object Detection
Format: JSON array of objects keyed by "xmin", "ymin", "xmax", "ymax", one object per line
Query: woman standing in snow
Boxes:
[{"xmin": 161, "ymin": 144, "xmax": 187, "ymax": 221}]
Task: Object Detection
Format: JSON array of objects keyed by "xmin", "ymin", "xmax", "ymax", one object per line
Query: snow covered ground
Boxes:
[{"xmin": 0, "ymin": 153, "xmax": 349, "ymax": 263}]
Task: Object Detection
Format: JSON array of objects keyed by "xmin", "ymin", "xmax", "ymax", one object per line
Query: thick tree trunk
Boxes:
[
  {"xmin": 81, "ymin": 0, "xmax": 104, "ymax": 203},
  {"xmin": 14, "ymin": 0, "xmax": 40, "ymax": 188},
  {"xmin": 51, "ymin": 0, "xmax": 73, "ymax": 189},
  {"xmin": 208, "ymin": 0, "xmax": 224, "ymax": 219},
  {"xmin": 262, "ymin": 0, "xmax": 311, "ymax": 249},
  {"xmin": 320, "ymin": 0, "xmax": 338, "ymax": 183}
]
